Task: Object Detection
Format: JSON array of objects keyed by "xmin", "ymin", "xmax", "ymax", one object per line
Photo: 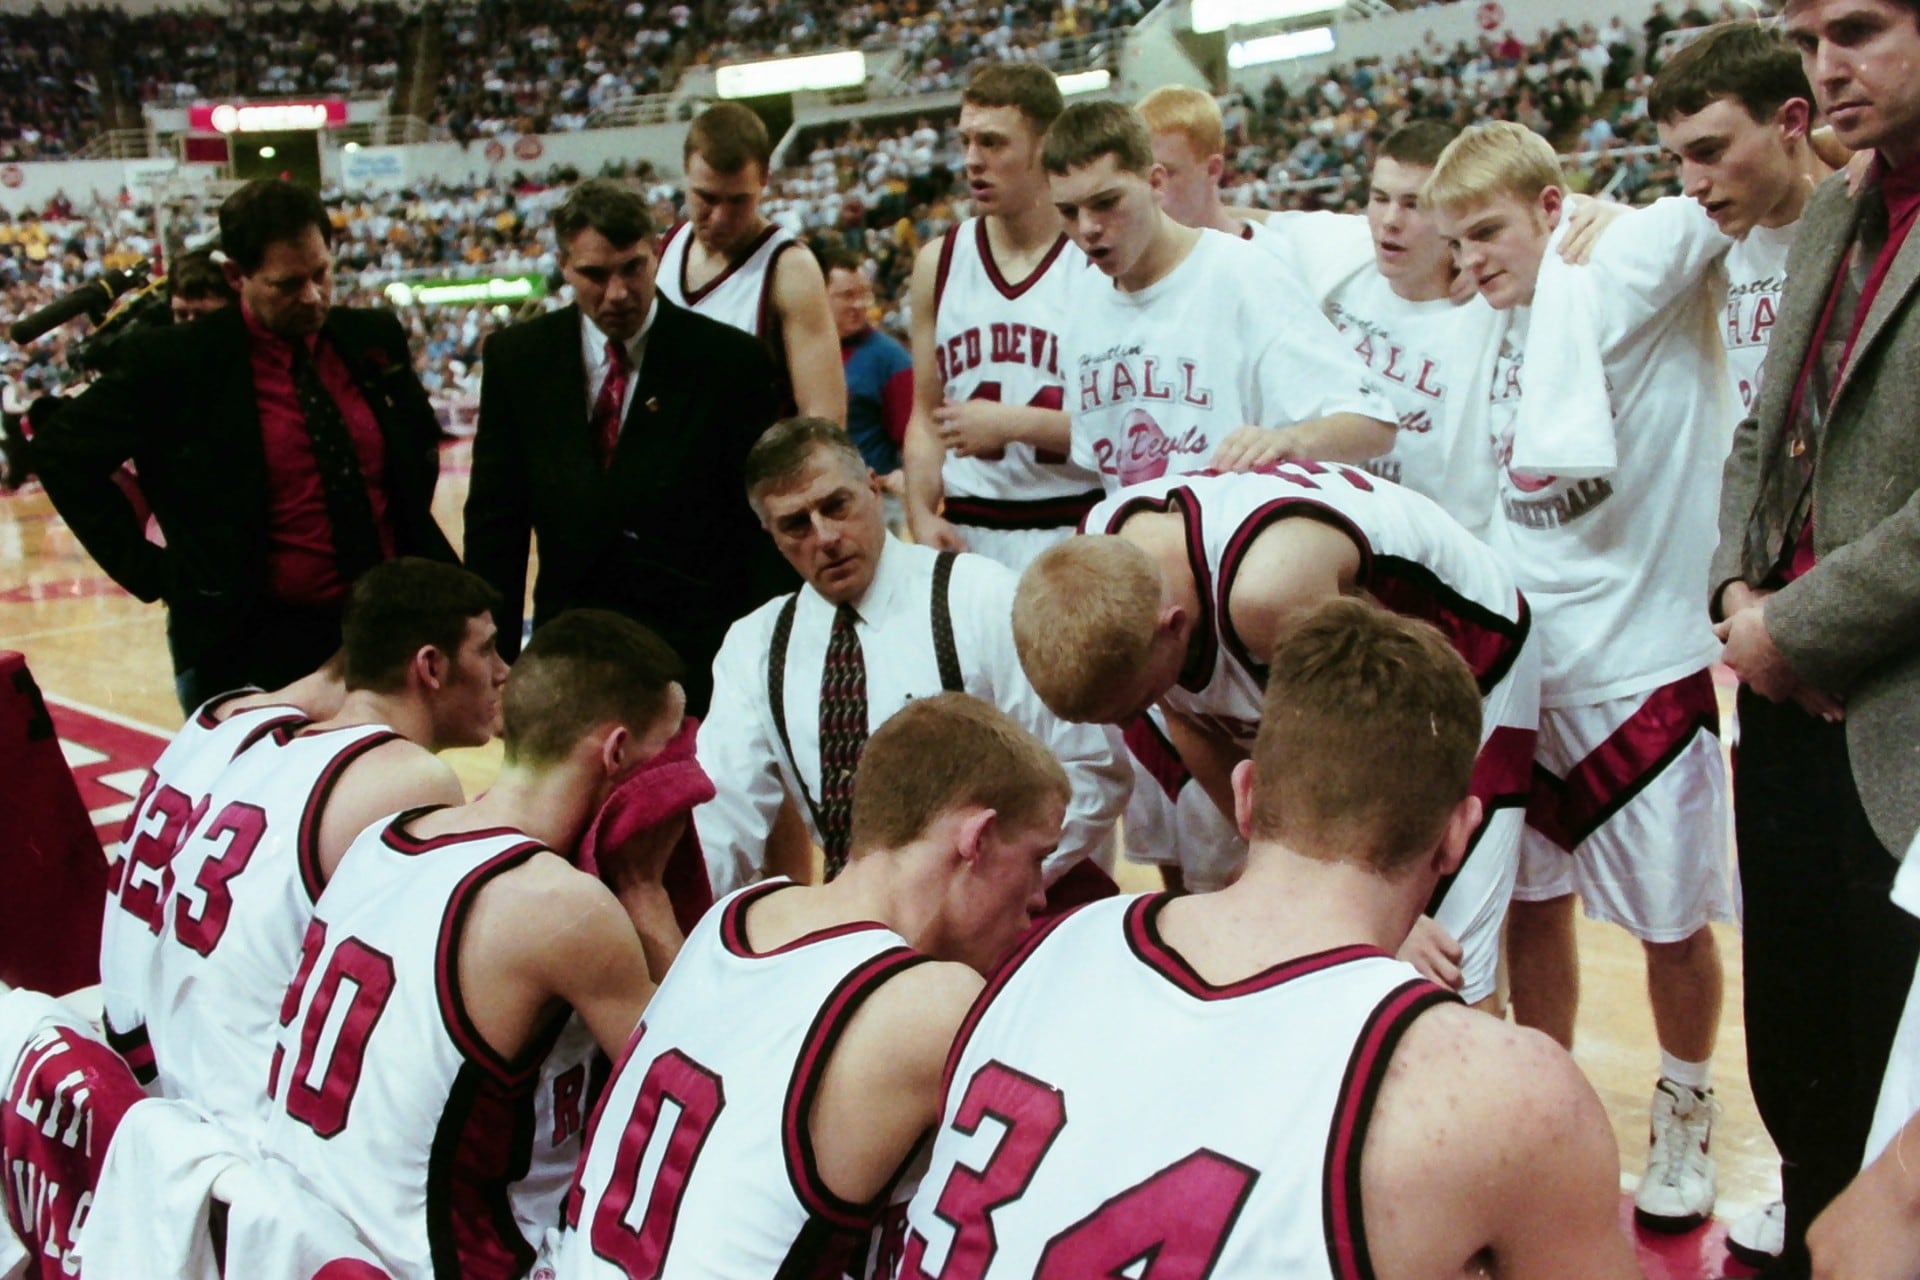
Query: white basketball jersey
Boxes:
[
  {"xmin": 1083, "ymin": 466, "xmax": 1528, "ymax": 749},
  {"xmin": 931, "ymin": 217, "xmax": 1106, "ymax": 528},
  {"xmin": 1067, "ymin": 230, "xmax": 1398, "ymax": 493},
  {"xmin": 143, "ymin": 721, "xmax": 400, "ymax": 1142},
  {"xmin": 558, "ymin": 880, "xmax": 925, "ymax": 1279},
  {"xmin": 259, "ymin": 813, "xmax": 598, "ymax": 1279},
  {"xmin": 1722, "ymin": 221, "xmax": 1793, "ymax": 416},
  {"xmin": 101, "ymin": 693, "xmax": 304, "ymax": 1083},
  {"xmin": 656, "ymin": 219, "xmax": 796, "ymax": 341},
  {"xmin": 1323, "ymin": 272, "xmax": 1507, "ymax": 539},
  {"xmin": 899, "ymin": 895, "xmax": 1454, "ymax": 1278}
]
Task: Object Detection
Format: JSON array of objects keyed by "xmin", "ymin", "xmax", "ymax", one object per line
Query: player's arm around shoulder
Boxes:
[
  {"xmin": 809, "ymin": 958, "xmax": 984, "ymax": 1206},
  {"xmin": 773, "ymin": 245, "xmax": 848, "ymax": 426},
  {"xmin": 463, "ymin": 849, "xmax": 657, "ymax": 1060},
  {"xmin": 1361, "ymin": 1004, "xmax": 1640, "ymax": 1280},
  {"xmin": 903, "ymin": 237, "xmax": 964, "ymax": 551},
  {"xmin": 316, "ymin": 741, "xmax": 464, "ymax": 881}
]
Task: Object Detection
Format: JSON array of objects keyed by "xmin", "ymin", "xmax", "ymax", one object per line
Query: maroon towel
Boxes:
[{"xmin": 577, "ymin": 716, "xmax": 717, "ymax": 935}]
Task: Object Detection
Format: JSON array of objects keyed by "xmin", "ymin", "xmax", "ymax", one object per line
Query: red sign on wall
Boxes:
[{"xmin": 187, "ymin": 99, "xmax": 349, "ymax": 134}]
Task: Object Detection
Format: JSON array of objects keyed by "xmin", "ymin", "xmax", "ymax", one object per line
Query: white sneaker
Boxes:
[
  {"xmin": 1725, "ymin": 1200, "xmax": 1785, "ymax": 1268},
  {"xmin": 1634, "ymin": 1077, "xmax": 1718, "ymax": 1232}
]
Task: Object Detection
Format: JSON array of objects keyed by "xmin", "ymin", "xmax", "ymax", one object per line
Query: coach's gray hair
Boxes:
[{"xmin": 743, "ymin": 417, "xmax": 869, "ymax": 515}]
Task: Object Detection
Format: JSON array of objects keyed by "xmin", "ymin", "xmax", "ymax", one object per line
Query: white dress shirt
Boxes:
[
  {"xmin": 694, "ymin": 536, "xmax": 1130, "ymax": 894},
  {"xmin": 578, "ymin": 300, "xmax": 658, "ymax": 425}
]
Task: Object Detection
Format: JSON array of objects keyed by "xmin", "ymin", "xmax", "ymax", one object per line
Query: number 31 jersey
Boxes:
[{"xmin": 898, "ymin": 895, "xmax": 1454, "ymax": 1279}]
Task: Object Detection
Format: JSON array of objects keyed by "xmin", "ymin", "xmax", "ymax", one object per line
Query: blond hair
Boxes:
[
  {"xmin": 849, "ymin": 693, "xmax": 1069, "ymax": 857},
  {"xmin": 1012, "ymin": 537, "xmax": 1162, "ymax": 722},
  {"xmin": 1252, "ymin": 599, "xmax": 1480, "ymax": 875},
  {"xmin": 1135, "ymin": 85, "xmax": 1225, "ymax": 159},
  {"xmin": 1420, "ymin": 121, "xmax": 1563, "ymax": 216}
]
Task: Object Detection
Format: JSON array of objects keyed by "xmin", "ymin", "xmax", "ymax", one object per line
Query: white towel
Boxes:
[
  {"xmin": 74, "ymin": 1099, "xmax": 244, "ymax": 1280},
  {"xmin": 1508, "ymin": 219, "xmax": 1619, "ymax": 480}
]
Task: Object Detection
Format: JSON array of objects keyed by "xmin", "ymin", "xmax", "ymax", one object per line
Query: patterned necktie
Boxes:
[
  {"xmin": 817, "ymin": 603, "xmax": 868, "ymax": 879},
  {"xmin": 592, "ymin": 338, "xmax": 632, "ymax": 468},
  {"xmin": 288, "ymin": 340, "xmax": 383, "ymax": 581}
]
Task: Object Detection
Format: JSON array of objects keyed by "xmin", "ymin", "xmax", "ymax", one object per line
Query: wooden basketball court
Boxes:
[{"xmin": 0, "ymin": 439, "xmax": 1777, "ymax": 1277}]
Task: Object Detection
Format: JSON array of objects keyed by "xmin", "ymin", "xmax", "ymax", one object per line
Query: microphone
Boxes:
[{"xmin": 8, "ymin": 267, "xmax": 152, "ymax": 345}]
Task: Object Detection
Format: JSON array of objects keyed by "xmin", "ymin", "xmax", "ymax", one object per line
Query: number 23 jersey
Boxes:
[{"xmin": 898, "ymin": 894, "xmax": 1453, "ymax": 1279}]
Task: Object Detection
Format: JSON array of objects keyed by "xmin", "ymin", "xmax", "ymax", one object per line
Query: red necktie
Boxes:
[{"xmin": 592, "ymin": 338, "xmax": 632, "ymax": 468}]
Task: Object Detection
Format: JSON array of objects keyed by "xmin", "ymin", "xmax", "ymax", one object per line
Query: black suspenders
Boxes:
[{"xmin": 766, "ymin": 551, "xmax": 965, "ymax": 824}]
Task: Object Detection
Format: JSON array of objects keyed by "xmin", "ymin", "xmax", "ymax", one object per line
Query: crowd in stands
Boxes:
[
  {"xmin": 0, "ymin": 0, "xmax": 1732, "ymax": 162},
  {"xmin": 3, "ymin": 5, "xmax": 1733, "ymax": 417}
]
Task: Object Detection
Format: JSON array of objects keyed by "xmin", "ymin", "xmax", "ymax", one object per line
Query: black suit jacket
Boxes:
[
  {"xmin": 463, "ymin": 298, "xmax": 788, "ymax": 712},
  {"xmin": 34, "ymin": 304, "xmax": 456, "ymax": 678}
]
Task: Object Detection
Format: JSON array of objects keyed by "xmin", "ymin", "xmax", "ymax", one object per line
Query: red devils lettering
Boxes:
[{"xmin": 950, "ymin": 325, "xmax": 1060, "ymax": 385}]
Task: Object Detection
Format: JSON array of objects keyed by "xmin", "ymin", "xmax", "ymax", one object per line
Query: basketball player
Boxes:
[
  {"xmin": 1014, "ymin": 465, "xmax": 1539, "ymax": 1008},
  {"xmin": 1426, "ymin": 122, "xmax": 1737, "ymax": 1231},
  {"xmin": 1135, "ymin": 85, "xmax": 1309, "ymax": 274},
  {"xmin": 555, "ymin": 693, "xmax": 1068, "ymax": 1278},
  {"xmin": 900, "ymin": 600, "xmax": 1636, "ymax": 1279},
  {"xmin": 1042, "ymin": 101, "xmax": 1398, "ymax": 491},
  {"xmin": 258, "ymin": 610, "xmax": 693, "ymax": 1277},
  {"xmin": 1652, "ymin": 22, "xmax": 1834, "ymax": 419},
  {"xmin": 658, "ymin": 101, "xmax": 845, "ymax": 424},
  {"xmin": 1264, "ymin": 122, "xmax": 1509, "ymax": 538},
  {"xmin": 899, "ymin": 65, "xmax": 1106, "ymax": 571},
  {"xmin": 100, "ymin": 658, "xmax": 341, "ymax": 1085},
  {"xmin": 140, "ymin": 558, "xmax": 507, "ymax": 1142}
]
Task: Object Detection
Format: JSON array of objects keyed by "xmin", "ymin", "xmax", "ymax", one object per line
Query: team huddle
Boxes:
[{"xmin": 6, "ymin": 0, "xmax": 1917, "ymax": 1273}]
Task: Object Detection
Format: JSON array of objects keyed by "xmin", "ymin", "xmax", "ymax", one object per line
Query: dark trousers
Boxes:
[
  {"xmin": 1735, "ymin": 688, "xmax": 1920, "ymax": 1276},
  {"xmin": 171, "ymin": 601, "xmax": 343, "ymax": 714}
]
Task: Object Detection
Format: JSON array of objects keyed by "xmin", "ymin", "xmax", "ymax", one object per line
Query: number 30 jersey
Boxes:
[
  {"xmin": 259, "ymin": 812, "xmax": 599, "ymax": 1280},
  {"xmin": 899, "ymin": 895, "xmax": 1455, "ymax": 1279},
  {"xmin": 557, "ymin": 881, "xmax": 927, "ymax": 1279},
  {"xmin": 931, "ymin": 218, "xmax": 1105, "ymax": 532}
]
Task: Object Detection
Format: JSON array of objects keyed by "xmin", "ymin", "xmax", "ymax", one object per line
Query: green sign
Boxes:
[{"xmin": 383, "ymin": 275, "xmax": 546, "ymax": 307}]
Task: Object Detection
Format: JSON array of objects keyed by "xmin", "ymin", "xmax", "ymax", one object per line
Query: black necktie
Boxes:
[
  {"xmin": 818, "ymin": 604, "xmax": 868, "ymax": 880},
  {"xmin": 289, "ymin": 340, "xmax": 384, "ymax": 582}
]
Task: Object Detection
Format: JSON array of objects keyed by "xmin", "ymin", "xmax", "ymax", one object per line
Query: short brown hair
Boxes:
[
  {"xmin": 684, "ymin": 101, "xmax": 772, "ymax": 175},
  {"xmin": 1136, "ymin": 85, "xmax": 1225, "ymax": 158},
  {"xmin": 502, "ymin": 609, "xmax": 685, "ymax": 767},
  {"xmin": 341, "ymin": 559, "xmax": 500, "ymax": 694},
  {"xmin": 1421, "ymin": 121, "xmax": 1563, "ymax": 216},
  {"xmin": 553, "ymin": 178, "xmax": 655, "ymax": 251},
  {"xmin": 1251, "ymin": 598, "xmax": 1480, "ymax": 875},
  {"xmin": 1012, "ymin": 536, "xmax": 1161, "ymax": 722},
  {"xmin": 743, "ymin": 416, "xmax": 868, "ymax": 516},
  {"xmin": 1648, "ymin": 21, "xmax": 1811, "ymax": 125},
  {"xmin": 1043, "ymin": 100, "xmax": 1157, "ymax": 177},
  {"xmin": 1378, "ymin": 120, "xmax": 1459, "ymax": 170},
  {"xmin": 962, "ymin": 64, "xmax": 1065, "ymax": 136},
  {"xmin": 848, "ymin": 693, "xmax": 1069, "ymax": 858}
]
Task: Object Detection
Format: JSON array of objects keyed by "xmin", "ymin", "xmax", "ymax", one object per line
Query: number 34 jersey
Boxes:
[
  {"xmin": 258, "ymin": 813, "xmax": 599, "ymax": 1280},
  {"xmin": 898, "ymin": 895, "xmax": 1454, "ymax": 1280}
]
